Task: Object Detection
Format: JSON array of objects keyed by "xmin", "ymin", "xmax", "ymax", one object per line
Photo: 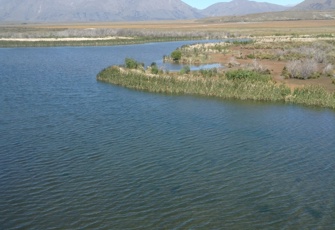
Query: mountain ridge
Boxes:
[
  {"xmin": 0, "ymin": 0, "xmax": 334, "ymax": 22},
  {"xmin": 202, "ymin": 0, "xmax": 288, "ymax": 17},
  {"xmin": 0, "ymin": 0, "xmax": 201, "ymax": 22},
  {"xmin": 291, "ymin": 0, "xmax": 335, "ymax": 10}
]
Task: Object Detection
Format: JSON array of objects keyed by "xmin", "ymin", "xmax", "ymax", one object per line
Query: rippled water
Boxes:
[{"xmin": 1, "ymin": 42, "xmax": 335, "ymax": 229}]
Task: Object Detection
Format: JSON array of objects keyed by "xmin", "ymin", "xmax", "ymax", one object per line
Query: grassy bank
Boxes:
[{"xmin": 97, "ymin": 64, "xmax": 335, "ymax": 109}]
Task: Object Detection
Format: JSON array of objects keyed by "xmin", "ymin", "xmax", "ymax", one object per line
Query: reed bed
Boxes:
[
  {"xmin": 97, "ymin": 65, "xmax": 335, "ymax": 109},
  {"xmin": 289, "ymin": 85, "xmax": 335, "ymax": 108}
]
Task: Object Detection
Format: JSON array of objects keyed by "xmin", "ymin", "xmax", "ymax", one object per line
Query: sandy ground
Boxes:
[{"xmin": 210, "ymin": 46, "xmax": 335, "ymax": 92}]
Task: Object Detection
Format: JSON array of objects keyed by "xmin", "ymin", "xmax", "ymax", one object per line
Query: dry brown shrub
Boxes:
[
  {"xmin": 323, "ymin": 64, "xmax": 334, "ymax": 76},
  {"xmin": 286, "ymin": 59, "xmax": 318, "ymax": 79}
]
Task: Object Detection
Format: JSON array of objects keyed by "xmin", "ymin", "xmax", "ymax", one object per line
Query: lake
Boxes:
[{"xmin": 1, "ymin": 41, "xmax": 335, "ymax": 229}]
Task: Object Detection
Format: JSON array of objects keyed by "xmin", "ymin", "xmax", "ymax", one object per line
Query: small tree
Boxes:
[
  {"xmin": 125, "ymin": 58, "xmax": 143, "ymax": 69},
  {"xmin": 150, "ymin": 62, "xmax": 159, "ymax": 74},
  {"xmin": 171, "ymin": 50, "xmax": 182, "ymax": 62}
]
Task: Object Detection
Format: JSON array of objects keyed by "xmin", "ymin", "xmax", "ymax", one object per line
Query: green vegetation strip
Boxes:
[{"xmin": 97, "ymin": 65, "xmax": 335, "ymax": 109}]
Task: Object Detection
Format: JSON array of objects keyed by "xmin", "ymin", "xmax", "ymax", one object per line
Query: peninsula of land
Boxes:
[{"xmin": 97, "ymin": 36, "xmax": 335, "ymax": 109}]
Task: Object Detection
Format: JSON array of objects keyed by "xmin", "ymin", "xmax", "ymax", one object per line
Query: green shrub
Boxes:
[
  {"xmin": 225, "ymin": 69, "xmax": 271, "ymax": 82},
  {"xmin": 180, "ymin": 66, "xmax": 190, "ymax": 74},
  {"xmin": 125, "ymin": 58, "xmax": 143, "ymax": 69},
  {"xmin": 246, "ymin": 53, "xmax": 256, "ymax": 59},
  {"xmin": 151, "ymin": 63, "xmax": 159, "ymax": 74},
  {"xmin": 281, "ymin": 66, "xmax": 289, "ymax": 79},
  {"xmin": 227, "ymin": 40, "xmax": 254, "ymax": 45},
  {"xmin": 199, "ymin": 68, "xmax": 219, "ymax": 78},
  {"xmin": 171, "ymin": 50, "xmax": 182, "ymax": 61},
  {"xmin": 316, "ymin": 34, "xmax": 334, "ymax": 38}
]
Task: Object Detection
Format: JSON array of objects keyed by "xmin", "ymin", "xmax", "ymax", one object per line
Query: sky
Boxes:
[{"xmin": 182, "ymin": 0, "xmax": 304, "ymax": 9}]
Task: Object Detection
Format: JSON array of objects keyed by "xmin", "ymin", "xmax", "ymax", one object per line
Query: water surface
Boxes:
[{"xmin": 1, "ymin": 42, "xmax": 335, "ymax": 229}]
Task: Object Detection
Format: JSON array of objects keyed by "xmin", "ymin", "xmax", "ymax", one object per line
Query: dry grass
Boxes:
[
  {"xmin": 1, "ymin": 19, "xmax": 335, "ymax": 37},
  {"xmin": 185, "ymin": 38, "xmax": 335, "ymax": 92}
]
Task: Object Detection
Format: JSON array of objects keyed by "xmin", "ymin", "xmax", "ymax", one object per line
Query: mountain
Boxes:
[
  {"xmin": 291, "ymin": 0, "xmax": 335, "ymax": 10},
  {"xmin": 0, "ymin": 0, "xmax": 202, "ymax": 22},
  {"xmin": 198, "ymin": 10, "xmax": 335, "ymax": 23},
  {"xmin": 202, "ymin": 0, "xmax": 288, "ymax": 17},
  {"xmin": 6, "ymin": 0, "xmax": 330, "ymax": 23}
]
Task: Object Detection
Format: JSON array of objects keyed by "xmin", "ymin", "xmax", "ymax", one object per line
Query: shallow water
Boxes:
[{"xmin": 1, "ymin": 42, "xmax": 335, "ymax": 229}]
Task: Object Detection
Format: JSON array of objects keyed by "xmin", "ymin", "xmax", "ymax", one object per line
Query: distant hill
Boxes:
[
  {"xmin": 2, "ymin": 0, "xmax": 334, "ymax": 23},
  {"xmin": 198, "ymin": 10, "xmax": 335, "ymax": 23},
  {"xmin": 202, "ymin": 0, "xmax": 288, "ymax": 17},
  {"xmin": 291, "ymin": 0, "xmax": 335, "ymax": 10},
  {"xmin": 0, "ymin": 0, "xmax": 202, "ymax": 22}
]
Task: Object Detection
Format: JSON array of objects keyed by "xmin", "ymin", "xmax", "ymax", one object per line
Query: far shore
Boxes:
[
  {"xmin": 0, "ymin": 36, "xmax": 133, "ymax": 42},
  {"xmin": 1, "ymin": 19, "xmax": 335, "ymax": 48},
  {"xmin": 1, "ymin": 35, "xmax": 335, "ymax": 43},
  {"xmin": 0, "ymin": 36, "xmax": 208, "ymax": 48}
]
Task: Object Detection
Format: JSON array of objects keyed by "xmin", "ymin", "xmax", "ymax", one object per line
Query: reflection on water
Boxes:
[
  {"xmin": 0, "ymin": 42, "xmax": 335, "ymax": 229},
  {"xmin": 156, "ymin": 61, "xmax": 223, "ymax": 72}
]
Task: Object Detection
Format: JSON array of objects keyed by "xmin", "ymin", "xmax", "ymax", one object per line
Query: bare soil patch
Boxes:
[{"xmin": 209, "ymin": 44, "xmax": 335, "ymax": 92}]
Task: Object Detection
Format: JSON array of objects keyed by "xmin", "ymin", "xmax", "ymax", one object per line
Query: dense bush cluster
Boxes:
[
  {"xmin": 233, "ymin": 40, "xmax": 335, "ymax": 80},
  {"xmin": 150, "ymin": 62, "xmax": 160, "ymax": 74},
  {"xmin": 225, "ymin": 69, "xmax": 271, "ymax": 82},
  {"xmin": 124, "ymin": 58, "xmax": 144, "ymax": 69},
  {"xmin": 283, "ymin": 59, "xmax": 319, "ymax": 79},
  {"xmin": 171, "ymin": 50, "xmax": 182, "ymax": 61}
]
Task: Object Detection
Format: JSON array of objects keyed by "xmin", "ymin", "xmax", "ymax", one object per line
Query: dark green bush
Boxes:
[
  {"xmin": 225, "ymin": 69, "xmax": 271, "ymax": 82},
  {"xmin": 125, "ymin": 58, "xmax": 143, "ymax": 69},
  {"xmin": 171, "ymin": 50, "xmax": 182, "ymax": 61},
  {"xmin": 246, "ymin": 53, "xmax": 256, "ymax": 59},
  {"xmin": 151, "ymin": 63, "xmax": 159, "ymax": 74},
  {"xmin": 199, "ymin": 68, "xmax": 219, "ymax": 78},
  {"xmin": 180, "ymin": 66, "xmax": 190, "ymax": 74},
  {"xmin": 226, "ymin": 40, "xmax": 253, "ymax": 45}
]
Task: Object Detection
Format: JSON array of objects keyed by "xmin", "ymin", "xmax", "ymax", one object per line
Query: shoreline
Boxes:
[
  {"xmin": 97, "ymin": 65, "xmax": 335, "ymax": 109},
  {"xmin": 1, "ymin": 34, "xmax": 334, "ymax": 48},
  {"xmin": 96, "ymin": 35, "xmax": 335, "ymax": 109},
  {"xmin": 0, "ymin": 36, "xmax": 207, "ymax": 48},
  {"xmin": 0, "ymin": 36, "xmax": 133, "ymax": 42}
]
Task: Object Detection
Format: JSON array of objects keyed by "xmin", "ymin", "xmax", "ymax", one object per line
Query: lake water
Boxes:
[{"xmin": 1, "ymin": 42, "xmax": 335, "ymax": 229}]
